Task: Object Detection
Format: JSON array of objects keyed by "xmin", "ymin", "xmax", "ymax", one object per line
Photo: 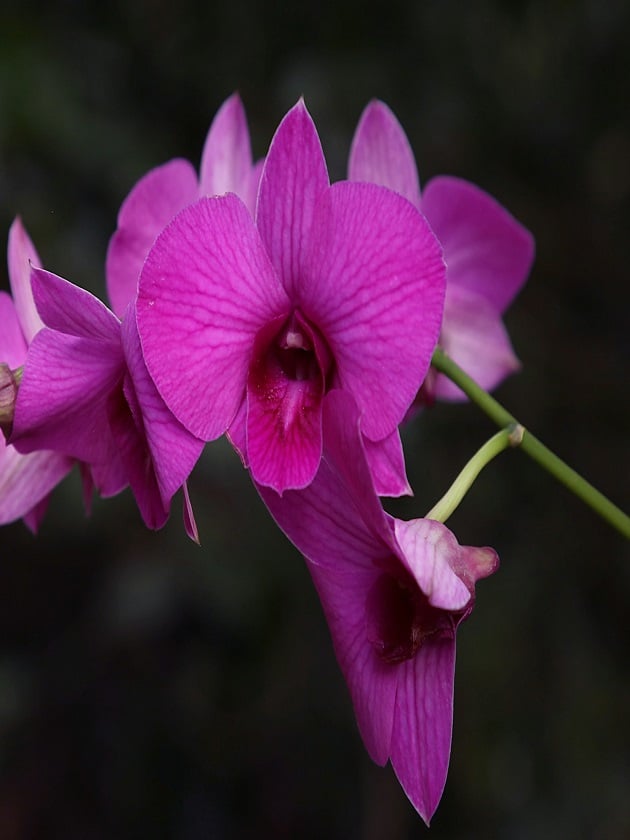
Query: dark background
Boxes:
[{"xmin": 1, "ymin": 1, "xmax": 629, "ymax": 837}]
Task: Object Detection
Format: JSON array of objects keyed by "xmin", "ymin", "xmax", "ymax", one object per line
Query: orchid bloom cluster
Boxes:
[{"xmin": 0, "ymin": 94, "xmax": 535, "ymax": 823}]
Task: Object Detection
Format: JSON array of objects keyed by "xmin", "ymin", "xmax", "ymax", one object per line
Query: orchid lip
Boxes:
[{"xmin": 366, "ymin": 569, "xmax": 455, "ymax": 664}]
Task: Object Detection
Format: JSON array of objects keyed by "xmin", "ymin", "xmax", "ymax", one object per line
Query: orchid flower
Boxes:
[
  {"xmin": 349, "ymin": 100, "xmax": 535, "ymax": 402},
  {"xmin": 136, "ymin": 100, "xmax": 446, "ymax": 495},
  {"xmin": 10, "ymin": 267, "xmax": 203, "ymax": 535},
  {"xmin": 106, "ymin": 93, "xmax": 262, "ymax": 319},
  {"xmin": 0, "ymin": 219, "xmax": 73, "ymax": 532},
  {"xmin": 258, "ymin": 390, "xmax": 498, "ymax": 823}
]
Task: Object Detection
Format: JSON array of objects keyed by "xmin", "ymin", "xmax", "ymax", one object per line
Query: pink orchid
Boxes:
[
  {"xmin": 137, "ymin": 100, "xmax": 446, "ymax": 495},
  {"xmin": 258, "ymin": 390, "xmax": 498, "ymax": 823},
  {"xmin": 0, "ymin": 219, "xmax": 73, "ymax": 532},
  {"xmin": 10, "ymin": 265, "xmax": 203, "ymax": 535},
  {"xmin": 349, "ymin": 100, "xmax": 535, "ymax": 402},
  {"xmin": 106, "ymin": 93, "xmax": 262, "ymax": 319}
]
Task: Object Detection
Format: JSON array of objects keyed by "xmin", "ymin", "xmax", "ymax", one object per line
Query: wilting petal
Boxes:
[
  {"xmin": 200, "ymin": 93, "xmax": 255, "ymax": 210},
  {"xmin": 393, "ymin": 519, "xmax": 471, "ymax": 611},
  {"xmin": 106, "ymin": 159, "xmax": 199, "ymax": 317},
  {"xmin": 348, "ymin": 100, "xmax": 422, "ymax": 207},
  {"xmin": 31, "ymin": 269, "xmax": 120, "ymax": 343},
  {"xmin": 137, "ymin": 195, "xmax": 290, "ymax": 440},
  {"xmin": 11, "ymin": 329, "xmax": 123, "ymax": 465},
  {"xmin": 7, "ymin": 218, "xmax": 43, "ymax": 343},
  {"xmin": 435, "ymin": 285, "xmax": 521, "ymax": 400},
  {"xmin": 421, "ymin": 176, "xmax": 535, "ymax": 314},
  {"xmin": 363, "ymin": 429, "xmax": 412, "ymax": 498},
  {"xmin": 256, "ymin": 100, "xmax": 329, "ymax": 299},
  {"xmin": 303, "ymin": 182, "xmax": 445, "ymax": 441},
  {"xmin": 389, "ymin": 640, "xmax": 456, "ymax": 824},
  {"xmin": 121, "ymin": 310, "xmax": 204, "ymax": 504}
]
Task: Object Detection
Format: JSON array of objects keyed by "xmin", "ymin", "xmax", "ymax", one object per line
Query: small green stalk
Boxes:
[
  {"xmin": 431, "ymin": 347, "xmax": 630, "ymax": 539},
  {"xmin": 426, "ymin": 425, "xmax": 523, "ymax": 523}
]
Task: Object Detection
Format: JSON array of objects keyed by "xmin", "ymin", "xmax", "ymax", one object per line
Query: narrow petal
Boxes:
[
  {"xmin": 348, "ymin": 100, "xmax": 422, "ymax": 207},
  {"xmin": 137, "ymin": 195, "xmax": 290, "ymax": 440},
  {"xmin": 393, "ymin": 519, "xmax": 471, "ymax": 611},
  {"xmin": 0, "ymin": 443, "xmax": 72, "ymax": 526},
  {"xmin": 106, "ymin": 159, "xmax": 199, "ymax": 317},
  {"xmin": 421, "ymin": 176, "xmax": 535, "ymax": 313},
  {"xmin": 302, "ymin": 182, "xmax": 445, "ymax": 440},
  {"xmin": 226, "ymin": 397, "xmax": 248, "ymax": 467},
  {"xmin": 389, "ymin": 640, "xmax": 456, "ymax": 824},
  {"xmin": 7, "ymin": 217, "xmax": 44, "ymax": 343},
  {"xmin": 199, "ymin": 93, "xmax": 255, "ymax": 208},
  {"xmin": 90, "ymin": 452, "xmax": 128, "ymax": 498},
  {"xmin": 363, "ymin": 429, "xmax": 413, "ymax": 498},
  {"xmin": 308, "ymin": 560, "xmax": 399, "ymax": 764},
  {"xmin": 121, "ymin": 309, "xmax": 204, "ymax": 504},
  {"xmin": 182, "ymin": 482, "xmax": 199, "ymax": 544},
  {"xmin": 434, "ymin": 285, "xmax": 521, "ymax": 400},
  {"xmin": 31, "ymin": 269, "xmax": 121, "ymax": 343},
  {"xmin": 11, "ymin": 329, "xmax": 124, "ymax": 466},
  {"xmin": 256, "ymin": 100, "xmax": 329, "ymax": 298},
  {"xmin": 22, "ymin": 495, "xmax": 50, "ymax": 534},
  {"xmin": 107, "ymin": 384, "xmax": 169, "ymax": 530}
]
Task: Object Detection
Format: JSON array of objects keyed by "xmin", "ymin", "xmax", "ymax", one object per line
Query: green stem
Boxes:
[
  {"xmin": 431, "ymin": 347, "xmax": 630, "ymax": 539},
  {"xmin": 426, "ymin": 426, "xmax": 522, "ymax": 523}
]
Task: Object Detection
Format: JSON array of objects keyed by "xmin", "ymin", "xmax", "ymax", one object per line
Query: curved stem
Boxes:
[
  {"xmin": 431, "ymin": 347, "xmax": 630, "ymax": 539},
  {"xmin": 426, "ymin": 426, "xmax": 522, "ymax": 523}
]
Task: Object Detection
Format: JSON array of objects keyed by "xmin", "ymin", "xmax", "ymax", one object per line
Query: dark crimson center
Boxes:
[
  {"xmin": 365, "ymin": 570, "xmax": 454, "ymax": 664},
  {"xmin": 274, "ymin": 319, "xmax": 320, "ymax": 382}
]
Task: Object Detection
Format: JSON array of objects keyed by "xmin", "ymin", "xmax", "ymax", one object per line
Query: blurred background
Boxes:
[{"xmin": 1, "ymin": 0, "xmax": 629, "ymax": 837}]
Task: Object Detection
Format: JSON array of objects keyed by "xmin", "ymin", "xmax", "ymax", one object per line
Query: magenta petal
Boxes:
[
  {"xmin": 182, "ymin": 482, "xmax": 199, "ymax": 544},
  {"xmin": 0, "ymin": 442, "xmax": 72, "ymax": 526},
  {"xmin": 11, "ymin": 329, "xmax": 124, "ymax": 465},
  {"xmin": 199, "ymin": 94, "xmax": 255, "ymax": 209},
  {"xmin": 0, "ymin": 292, "xmax": 28, "ymax": 368},
  {"xmin": 303, "ymin": 182, "xmax": 445, "ymax": 440},
  {"xmin": 137, "ymin": 195, "xmax": 290, "ymax": 440},
  {"xmin": 247, "ymin": 370, "xmax": 322, "ymax": 492},
  {"xmin": 421, "ymin": 175, "xmax": 535, "ymax": 313},
  {"xmin": 389, "ymin": 640, "xmax": 456, "ymax": 824},
  {"xmin": 393, "ymin": 519, "xmax": 471, "ymax": 611},
  {"xmin": 121, "ymin": 310, "xmax": 204, "ymax": 504},
  {"xmin": 90, "ymin": 451, "xmax": 128, "ymax": 498},
  {"xmin": 363, "ymin": 429, "xmax": 412, "ymax": 498},
  {"xmin": 434, "ymin": 285, "xmax": 521, "ymax": 400},
  {"xmin": 226, "ymin": 397, "xmax": 248, "ymax": 467},
  {"xmin": 107, "ymin": 383, "xmax": 168, "ymax": 530},
  {"xmin": 7, "ymin": 217, "xmax": 44, "ymax": 343},
  {"xmin": 106, "ymin": 159, "xmax": 199, "ymax": 318},
  {"xmin": 257, "ymin": 397, "xmax": 393, "ymax": 572},
  {"xmin": 309, "ymin": 560, "xmax": 399, "ymax": 764},
  {"xmin": 31, "ymin": 269, "xmax": 120, "ymax": 343},
  {"xmin": 348, "ymin": 100, "xmax": 422, "ymax": 207},
  {"xmin": 256, "ymin": 100, "xmax": 329, "ymax": 298},
  {"xmin": 246, "ymin": 313, "xmax": 326, "ymax": 491},
  {"xmin": 22, "ymin": 495, "xmax": 50, "ymax": 534}
]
